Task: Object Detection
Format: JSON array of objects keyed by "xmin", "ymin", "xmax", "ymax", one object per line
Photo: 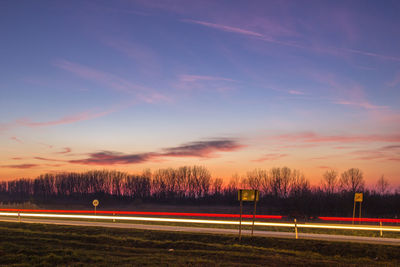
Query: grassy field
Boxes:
[
  {"xmin": 0, "ymin": 221, "xmax": 399, "ymax": 266},
  {"xmin": 3, "ymin": 212, "xmax": 400, "ymax": 239}
]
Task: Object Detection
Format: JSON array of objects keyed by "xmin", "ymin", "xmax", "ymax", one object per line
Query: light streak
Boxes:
[
  {"xmin": 319, "ymin": 216, "xmax": 400, "ymax": 223},
  {"xmin": 0, "ymin": 209, "xmax": 282, "ymax": 219},
  {"xmin": 1, "ymin": 212, "xmax": 400, "ymax": 232}
]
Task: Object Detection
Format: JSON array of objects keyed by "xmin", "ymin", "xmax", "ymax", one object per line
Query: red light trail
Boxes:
[{"xmin": 0, "ymin": 209, "xmax": 282, "ymax": 219}]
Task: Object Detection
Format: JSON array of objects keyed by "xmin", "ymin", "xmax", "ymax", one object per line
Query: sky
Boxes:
[{"xmin": 1, "ymin": 0, "xmax": 400, "ymax": 187}]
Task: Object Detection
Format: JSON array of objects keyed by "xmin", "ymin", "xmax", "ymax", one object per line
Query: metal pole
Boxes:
[
  {"xmin": 359, "ymin": 202, "xmax": 362, "ymax": 224},
  {"xmin": 18, "ymin": 212, "xmax": 21, "ymax": 222},
  {"xmin": 380, "ymin": 221, "xmax": 383, "ymax": 237},
  {"xmin": 251, "ymin": 198, "xmax": 257, "ymax": 236},
  {"xmin": 239, "ymin": 194, "xmax": 243, "ymax": 241},
  {"xmin": 352, "ymin": 201, "xmax": 356, "ymax": 225},
  {"xmin": 294, "ymin": 218, "xmax": 298, "ymax": 239},
  {"xmin": 113, "ymin": 212, "xmax": 115, "ymax": 223}
]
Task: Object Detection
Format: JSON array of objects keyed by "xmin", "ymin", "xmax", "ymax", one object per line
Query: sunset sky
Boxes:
[{"xmin": 1, "ymin": 1, "xmax": 399, "ymax": 187}]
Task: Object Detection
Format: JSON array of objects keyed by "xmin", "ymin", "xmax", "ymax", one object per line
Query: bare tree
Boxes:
[
  {"xmin": 269, "ymin": 167, "xmax": 282, "ymax": 198},
  {"xmin": 339, "ymin": 168, "xmax": 365, "ymax": 193},
  {"xmin": 321, "ymin": 169, "xmax": 338, "ymax": 195},
  {"xmin": 211, "ymin": 178, "xmax": 223, "ymax": 196},
  {"xmin": 281, "ymin": 167, "xmax": 292, "ymax": 198},
  {"xmin": 376, "ymin": 175, "xmax": 390, "ymax": 195},
  {"xmin": 245, "ymin": 169, "xmax": 262, "ymax": 190},
  {"xmin": 246, "ymin": 169, "xmax": 269, "ymax": 194},
  {"xmin": 290, "ymin": 170, "xmax": 310, "ymax": 197}
]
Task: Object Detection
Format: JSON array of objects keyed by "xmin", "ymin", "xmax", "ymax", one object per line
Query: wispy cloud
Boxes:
[
  {"xmin": 176, "ymin": 74, "xmax": 236, "ymax": 93},
  {"xmin": 162, "ymin": 139, "xmax": 244, "ymax": 158},
  {"xmin": 1, "ymin": 108, "xmax": 118, "ymax": 134},
  {"xmin": 348, "ymin": 145, "xmax": 400, "ymax": 162},
  {"xmin": 334, "ymin": 100, "xmax": 388, "ymax": 110},
  {"xmin": 318, "ymin": 166, "xmax": 332, "ymax": 169},
  {"xmin": 183, "ymin": 19, "xmax": 263, "ymax": 37},
  {"xmin": 10, "ymin": 136, "xmax": 23, "ymax": 144},
  {"xmin": 1, "ymin": 164, "xmax": 39, "ymax": 169},
  {"xmin": 54, "ymin": 59, "xmax": 147, "ymax": 93},
  {"xmin": 179, "ymin": 75, "xmax": 235, "ymax": 83},
  {"xmin": 387, "ymin": 71, "xmax": 400, "ymax": 87},
  {"xmin": 182, "ymin": 19, "xmax": 400, "ymax": 62},
  {"xmin": 34, "ymin": 157, "xmax": 65, "ymax": 162},
  {"xmin": 252, "ymin": 153, "xmax": 288, "ymax": 162},
  {"xmin": 101, "ymin": 39, "xmax": 160, "ymax": 75},
  {"xmin": 69, "ymin": 151, "xmax": 156, "ymax": 165},
  {"xmin": 381, "ymin": 145, "xmax": 400, "ymax": 150},
  {"xmin": 54, "ymin": 60, "xmax": 169, "ymax": 103},
  {"xmin": 69, "ymin": 139, "xmax": 244, "ymax": 166},
  {"xmin": 37, "ymin": 142, "xmax": 53, "ymax": 149},
  {"xmin": 16, "ymin": 109, "xmax": 113, "ymax": 128},
  {"xmin": 288, "ymin": 90, "xmax": 305, "ymax": 95},
  {"xmin": 55, "ymin": 147, "xmax": 72, "ymax": 154},
  {"xmin": 271, "ymin": 132, "xmax": 400, "ymax": 144}
]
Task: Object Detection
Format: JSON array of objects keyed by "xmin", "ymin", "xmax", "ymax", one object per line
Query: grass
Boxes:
[
  {"xmin": 2, "ymin": 212, "xmax": 400, "ymax": 239},
  {"xmin": 0, "ymin": 221, "xmax": 400, "ymax": 266}
]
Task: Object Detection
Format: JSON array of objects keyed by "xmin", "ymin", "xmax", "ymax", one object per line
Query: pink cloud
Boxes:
[
  {"xmin": 70, "ymin": 151, "xmax": 156, "ymax": 165},
  {"xmin": 277, "ymin": 144, "xmax": 318, "ymax": 149},
  {"xmin": 54, "ymin": 60, "xmax": 147, "ymax": 93},
  {"xmin": 334, "ymin": 100, "xmax": 388, "ymax": 110},
  {"xmin": 334, "ymin": 146, "xmax": 356, "ymax": 150},
  {"xmin": 162, "ymin": 139, "xmax": 244, "ymax": 158},
  {"xmin": 69, "ymin": 139, "xmax": 244, "ymax": 166},
  {"xmin": 56, "ymin": 147, "xmax": 72, "ymax": 154},
  {"xmin": 318, "ymin": 166, "xmax": 332, "ymax": 169},
  {"xmin": 175, "ymin": 74, "xmax": 236, "ymax": 93},
  {"xmin": 310, "ymin": 156, "xmax": 332, "ymax": 160},
  {"xmin": 288, "ymin": 90, "xmax": 305, "ymax": 95},
  {"xmin": 54, "ymin": 60, "xmax": 169, "ymax": 103},
  {"xmin": 16, "ymin": 109, "xmax": 112, "ymax": 128},
  {"xmin": 0, "ymin": 122, "xmax": 14, "ymax": 133},
  {"xmin": 101, "ymin": 38, "xmax": 160, "ymax": 77},
  {"xmin": 37, "ymin": 142, "xmax": 53, "ymax": 149},
  {"xmin": 183, "ymin": 18, "xmax": 400, "ymax": 62},
  {"xmin": 183, "ymin": 19, "xmax": 263, "ymax": 37},
  {"xmin": 1, "ymin": 164, "xmax": 39, "ymax": 169},
  {"xmin": 10, "ymin": 136, "xmax": 23, "ymax": 144},
  {"xmin": 349, "ymin": 148, "xmax": 399, "ymax": 162},
  {"xmin": 387, "ymin": 71, "xmax": 400, "ymax": 87},
  {"xmin": 252, "ymin": 153, "xmax": 288, "ymax": 162},
  {"xmin": 34, "ymin": 157, "xmax": 66, "ymax": 162},
  {"xmin": 343, "ymin": 48, "xmax": 400, "ymax": 62},
  {"xmin": 179, "ymin": 75, "xmax": 235, "ymax": 83},
  {"xmin": 272, "ymin": 132, "xmax": 400, "ymax": 143}
]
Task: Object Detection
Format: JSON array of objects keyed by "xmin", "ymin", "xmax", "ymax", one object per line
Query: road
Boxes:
[{"xmin": 1, "ymin": 216, "xmax": 399, "ymax": 246}]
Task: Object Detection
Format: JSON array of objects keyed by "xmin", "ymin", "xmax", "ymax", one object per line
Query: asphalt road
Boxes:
[{"xmin": 1, "ymin": 217, "xmax": 399, "ymax": 246}]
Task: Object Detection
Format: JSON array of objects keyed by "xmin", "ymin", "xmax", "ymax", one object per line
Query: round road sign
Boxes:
[{"xmin": 92, "ymin": 199, "xmax": 99, "ymax": 207}]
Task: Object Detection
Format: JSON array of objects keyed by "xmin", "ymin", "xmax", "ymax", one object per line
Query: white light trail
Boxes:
[{"xmin": 1, "ymin": 212, "xmax": 400, "ymax": 232}]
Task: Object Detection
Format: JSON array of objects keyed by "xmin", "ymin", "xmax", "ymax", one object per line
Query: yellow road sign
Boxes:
[
  {"xmin": 238, "ymin": 189, "xmax": 259, "ymax": 201},
  {"xmin": 92, "ymin": 199, "xmax": 99, "ymax": 207},
  {"xmin": 354, "ymin": 193, "xmax": 363, "ymax": 202}
]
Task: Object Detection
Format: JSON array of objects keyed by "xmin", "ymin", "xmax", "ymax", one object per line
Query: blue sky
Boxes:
[{"xmin": 1, "ymin": 0, "xmax": 400, "ymax": 187}]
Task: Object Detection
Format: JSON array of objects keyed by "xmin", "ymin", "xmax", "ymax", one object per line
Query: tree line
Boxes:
[{"xmin": 0, "ymin": 166, "xmax": 399, "ymax": 218}]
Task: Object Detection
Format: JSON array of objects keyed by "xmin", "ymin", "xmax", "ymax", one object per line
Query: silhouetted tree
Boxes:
[
  {"xmin": 339, "ymin": 168, "xmax": 365, "ymax": 193},
  {"xmin": 321, "ymin": 169, "xmax": 338, "ymax": 195}
]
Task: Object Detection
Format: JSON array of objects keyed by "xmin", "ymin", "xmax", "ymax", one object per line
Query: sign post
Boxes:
[
  {"xmin": 238, "ymin": 189, "xmax": 259, "ymax": 240},
  {"xmin": 92, "ymin": 199, "xmax": 99, "ymax": 218},
  {"xmin": 352, "ymin": 193, "xmax": 363, "ymax": 224}
]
